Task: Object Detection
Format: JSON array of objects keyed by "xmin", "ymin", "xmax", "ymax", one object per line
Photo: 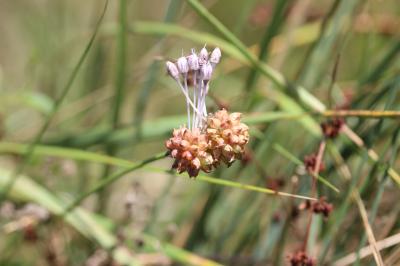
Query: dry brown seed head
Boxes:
[
  {"xmin": 165, "ymin": 126, "xmax": 214, "ymax": 177},
  {"xmin": 206, "ymin": 109, "xmax": 249, "ymax": 166}
]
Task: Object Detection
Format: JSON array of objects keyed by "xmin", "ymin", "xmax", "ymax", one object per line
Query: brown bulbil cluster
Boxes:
[
  {"xmin": 303, "ymin": 153, "xmax": 325, "ymax": 174},
  {"xmin": 206, "ymin": 109, "xmax": 250, "ymax": 166},
  {"xmin": 288, "ymin": 250, "xmax": 316, "ymax": 266},
  {"xmin": 165, "ymin": 109, "xmax": 249, "ymax": 177},
  {"xmin": 310, "ymin": 197, "xmax": 333, "ymax": 218},
  {"xmin": 321, "ymin": 118, "xmax": 344, "ymax": 139},
  {"xmin": 165, "ymin": 127, "xmax": 214, "ymax": 177}
]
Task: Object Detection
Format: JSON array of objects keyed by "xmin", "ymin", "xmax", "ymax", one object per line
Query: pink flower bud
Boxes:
[
  {"xmin": 198, "ymin": 47, "xmax": 208, "ymax": 66},
  {"xmin": 210, "ymin": 47, "xmax": 221, "ymax": 64},
  {"xmin": 187, "ymin": 52, "xmax": 200, "ymax": 71},
  {"xmin": 166, "ymin": 61, "xmax": 179, "ymax": 80},
  {"xmin": 177, "ymin": 56, "xmax": 189, "ymax": 74}
]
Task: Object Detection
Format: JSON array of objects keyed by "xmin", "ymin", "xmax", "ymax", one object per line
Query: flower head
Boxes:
[
  {"xmin": 206, "ymin": 109, "xmax": 250, "ymax": 166},
  {"xmin": 321, "ymin": 118, "xmax": 344, "ymax": 139},
  {"xmin": 165, "ymin": 47, "xmax": 249, "ymax": 177},
  {"xmin": 303, "ymin": 153, "xmax": 325, "ymax": 174},
  {"xmin": 310, "ymin": 197, "xmax": 333, "ymax": 218},
  {"xmin": 165, "ymin": 127, "xmax": 213, "ymax": 177},
  {"xmin": 288, "ymin": 250, "xmax": 316, "ymax": 266}
]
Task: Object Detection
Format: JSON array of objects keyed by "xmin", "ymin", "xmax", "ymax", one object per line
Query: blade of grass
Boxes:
[
  {"xmin": 63, "ymin": 152, "xmax": 168, "ymax": 214},
  {"xmin": 111, "ymin": 0, "xmax": 127, "ymax": 127},
  {"xmin": 359, "ymin": 41, "xmax": 400, "ymax": 86},
  {"xmin": 140, "ymin": 234, "xmax": 224, "ymax": 266},
  {"xmin": 0, "ymin": 167, "xmax": 141, "ymax": 266},
  {"xmin": 0, "ymin": 0, "xmax": 109, "ymax": 201},
  {"xmin": 46, "ymin": 108, "xmax": 400, "ymax": 148},
  {"xmin": 323, "ymin": 143, "xmax": 385, "ymax": 265},
  {"xmin": 0, "ymin": 141, "xmax": 137, "ymax": 168},
  {"xmin": 354, "ymin": 89, "xmax": 400, "ymax": 264},
  {"xmin": 98, "ymin": 0, "xmax": 128, "ymax": 213},
  {"xmin": 0, "ymin": 167, "xmax": 222, "ymax": 266},
  {"xmin": 195, "ymin": 174, "xmax": 316, "ymax": 201},
  {"xmin": 183, "ymin": 0, "xmax": 400, "ymax": 189},
  {"xmin": 272, "ymin": 143, "xmax": 340, "ymax": 193},
  {"xmin": 353, "ymin": 192, "xmax": 384, "ymax": 266},
  {"xmin": 244, "ymin": 0, "xmax": 290, "ymax": 93},
  {"xmin": 0, "ymin": 142, "xmax": 317, "ymax": 204},
  {"xmin": 334, "ymin": 232, "xmax": 400, "ymax": 266},
  {"xmin": 132, "ymin": 0, "xmax": 181, "ymax": 142},
  {"xmin": 297, "ymin": 0, "xmax": 359, "ymax": 89}
]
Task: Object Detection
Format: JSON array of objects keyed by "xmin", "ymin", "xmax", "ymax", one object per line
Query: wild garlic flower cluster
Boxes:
[{"xmin": 165, "ymin": 47, "xmax": 249, "ymax": 177}]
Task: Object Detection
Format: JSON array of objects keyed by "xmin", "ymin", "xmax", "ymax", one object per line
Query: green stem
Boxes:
[
  {"xmin": 99, "ymin": 0, "xmax": 128, "ymax": 213},
  {"xmin": 63, "ymin": 152, "xmax": 167, "ymax": 215}
]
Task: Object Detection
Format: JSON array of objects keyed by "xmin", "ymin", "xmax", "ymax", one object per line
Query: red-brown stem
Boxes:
[{"xmin": 302, "ymin": 140, "xmax": 326, "ymax": 252}]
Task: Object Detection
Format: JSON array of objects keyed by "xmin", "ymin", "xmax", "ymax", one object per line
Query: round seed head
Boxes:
[
  {"xmin": 165, "ymin": 127, "xmax": 214, "ymax": 178},
  {"xmin": 206, "ymin": 109, "xmax": 250, "ymax": 166},
  {"xmin": 177, "ymin": 56, "xmax": 189, "ymax": 74},
  {"xmin": 166, "ymin": 61, "xmax": 179, "ymax": 80}
]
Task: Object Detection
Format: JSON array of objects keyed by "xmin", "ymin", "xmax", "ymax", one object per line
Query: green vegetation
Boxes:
[{"xmin": 0, "ymin": 0, "xmax": 399, "ymax": 265}]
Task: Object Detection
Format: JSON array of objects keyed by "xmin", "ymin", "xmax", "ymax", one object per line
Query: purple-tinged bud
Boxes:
[
  {"xmin": 177, "ymin": 56, "xmax": 189, "ymax": 74},
  {"xmin": 201, "ymin": 62, "xmax": 213, "ymax": 81},
  {"xmin": 166, "ymin": 61, "xmax": 179, "ymax": 80},
  {"xmin": 210, "ymin": 47, "xmax": 221, "ymax": 64},
  {"xmin": 198, "ymin": 47, "xmax": 208, "ymax": 66},
  {"xmin": 187, "ymin": 52, "xmax": 200, "ymax": 71}
]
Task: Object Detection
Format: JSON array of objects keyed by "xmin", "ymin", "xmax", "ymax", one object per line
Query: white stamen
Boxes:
[
  {"xmin": 174, "ymin": 80, "xmax": 205, "ymax": 122},
  {"xmin": 192, "ymin": 71, "xmax": 197, "ymax": 129},
  {"xmin": 183, "ymin": 73, "xmax": 191, "ymax": 129}
]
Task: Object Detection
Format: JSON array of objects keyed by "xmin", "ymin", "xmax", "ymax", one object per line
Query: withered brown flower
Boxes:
[
  {"xmin": 303, "ymin": 153, "xmax": 325, "ymax": 174},
  {"xmin": 288, "ymin": 250, "xmax": 316, "ymax": 266},
  {"xmin": 321, "ymin": 118, "xmax": 344, "ymax": 139},
  {"xmin": 311, "ymin": 197, "xmax": 333, "ymax": 218}
]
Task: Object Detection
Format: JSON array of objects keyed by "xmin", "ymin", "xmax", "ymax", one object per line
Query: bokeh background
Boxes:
[{"xmin": 0, "ymin": 0, "xmax": 399, "ymax": 265}]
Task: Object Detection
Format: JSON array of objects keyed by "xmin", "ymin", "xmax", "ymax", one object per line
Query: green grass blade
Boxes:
[
  {"xmin": 0, "ymin": 0, "xmax": 109, "ymax": 200},
  {"xmin": 297, "ymin": 0, "xmax": 359, "ymax": 89},
  {"xmin": 132, "ymin": 0, "xmax": 181, "ymax": 141},
  {"xmin": 0, "ymin": 167, "xmax": 141, "ymax": 266},
  {"xmin": 63, "ymin": 152, "xmax": 168, "ymax": 214},
  {"xmin": 0, "ymin": 166, "xmax": 222, "ymax": 266},
  {"xmin": 0, "ymin": 142, "xmax": 316, "ymax": 202},
  {"xmin": 244, "ymin": 0, "xmax": 289, "ymax": 93},
  {"xmin": 141, "ymin": 234, "xmax": 224, "ymax": 266},
  {"xmin": 272, "ymin": 143, "xmax": 340, "ymax": 193}
]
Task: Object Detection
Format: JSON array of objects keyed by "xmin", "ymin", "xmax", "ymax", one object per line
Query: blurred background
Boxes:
[{"xmin": 0, "ymin": 0, "xmax": 399, "ymax": 265}]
